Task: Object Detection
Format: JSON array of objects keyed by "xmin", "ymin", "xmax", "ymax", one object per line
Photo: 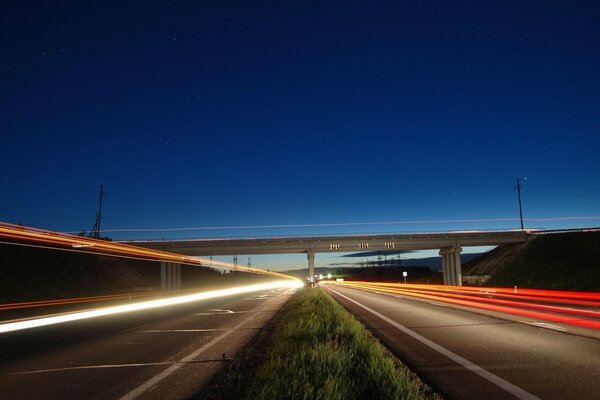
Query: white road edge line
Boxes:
[
  {"xmin": 118, "ymin": 289, "xmax": 290, "ymax": 400},
  {"xmin": 328, "ymin": 287, "xmax": 541, "ymax": 400}
]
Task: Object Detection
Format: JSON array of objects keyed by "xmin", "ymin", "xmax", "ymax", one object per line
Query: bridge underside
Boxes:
[{"xmin": 129, "ymin": 231, "xmax": 529, "ymax": 286}]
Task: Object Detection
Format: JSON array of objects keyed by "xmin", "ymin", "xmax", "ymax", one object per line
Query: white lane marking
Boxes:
[
  {"xmin": 519, "ymin": 321, "xmax": 568, "ymax": 332},
  {"xmin": 119, "ymin": 289, "xmax": 290, "ymax": 400},
  {"xmin": 194, "ymin": 309, "xmax": 235, "ymax": 316},
  {"xmin": 329, "ymin": 288, "xmax": 541, "ymax": 400},
  {"xmin": 9, "ymin": 362, "xmax": 174, "ymax": 375},
  {"xmin": 121, "ymin": 323, "xmax": 150, "ymax": 333},
  {"xmin": 428, "ymin": 302, "xmax": 448, "ymax": 308},
  {"xmin": 8, "ymin": 358, "xmax": 234, "ymax": 376},
  {"xmin": 139, "ymin": 329, "xmax": 225, "ymax": 333}
]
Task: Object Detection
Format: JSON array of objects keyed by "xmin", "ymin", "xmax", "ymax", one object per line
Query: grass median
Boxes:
[{"xmin": 198, "ymin": 287, "xmax": 439, "ymax": 400}]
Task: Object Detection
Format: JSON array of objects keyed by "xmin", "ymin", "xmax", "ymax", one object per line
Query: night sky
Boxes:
[{"xmin": 2, "ymin": 2, "xmax": 599, "ymax": 269}]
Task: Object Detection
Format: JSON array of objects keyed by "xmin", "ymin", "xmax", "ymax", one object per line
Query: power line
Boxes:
[{"xmin": 66, "ymin": 215, "xmax": 600, "ymax": 234}]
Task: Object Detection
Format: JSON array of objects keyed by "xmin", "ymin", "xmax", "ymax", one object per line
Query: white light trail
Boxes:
[
  {"xmin": 0, "ymin": 280, "xmax": 302, "ymax": 334},
  {"xmin": 63, "ymin": 215, "xmax": 600, "ymax": 234}
]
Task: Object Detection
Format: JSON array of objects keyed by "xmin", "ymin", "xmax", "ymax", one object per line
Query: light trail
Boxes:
[
  {"xmin": 0, "ymin": 280, "xmax": 302, "ymax": 334},
  {"xmin": 0, "ymin": 222, "xmax": 297, "ymax": 281},
  {"xmin": 325, "ymin": 281, "xmax": 600, "ymax": 331},
  {"xmin": 353, "ymin": 284, "xmax": 600, "ymax": 318},
  {"xmin": 341, "ymin": 282, "xmax": 600, "ymax": 304},
  {"xmin": 60, "ymin": 215, "xmax": 600, "ymax": 234},
  {"xmin": 0, "ymin": 290, "xmax": 181, "ymax": 312}
]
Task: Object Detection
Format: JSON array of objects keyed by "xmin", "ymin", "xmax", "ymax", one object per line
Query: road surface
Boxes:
[
  {"xmin": 323, "ymin": 283, "xmax": 600, "ymax": 400},
  {"xmin": 0, "ymin": 287, "xmax": 295, "ymax": 399}
]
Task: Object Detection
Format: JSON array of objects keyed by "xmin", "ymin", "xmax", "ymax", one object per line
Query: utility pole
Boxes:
[
  {"xmin": 89, "ymin": 184, "xmax": 104, "ymax": 239},
  {"xmin": 516, "ymin": 178, "xmax": 525, "ymax": 231}
]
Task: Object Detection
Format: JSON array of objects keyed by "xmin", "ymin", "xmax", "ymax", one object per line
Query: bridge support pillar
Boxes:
[
  {"xmin": 307, "ymin": 251, "xmax": 315, "ymax": 285},
  {"xmin": 161, "ymin": 261, "xmax": 167, "ymax": 289},
  {"xmin": 439, "ymin": 246, "xmax": 462, "ymax": 286},
  {"xmin": 161, "ymin": 262, "xmax": 181, "ymax": 290}
]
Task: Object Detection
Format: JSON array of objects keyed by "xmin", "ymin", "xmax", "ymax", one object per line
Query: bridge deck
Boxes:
[{"xmin": 127, "ymin": 231, "xmax": 530, "ymax": 256}]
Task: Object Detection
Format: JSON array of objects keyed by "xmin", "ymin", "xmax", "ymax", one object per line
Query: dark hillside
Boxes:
[
  {"xmin": 476, "ymin": 232, "xmax": 600, "ymax": 291},
  {"xmin": 0, "ymin": 243, "xmax": 159, "ymax": 303},
  {"xmin": 0, "ymin": 243, "xmax": 274, "ymax": 303},
  {"xmin": 462, "ymin": 242, "xmax": 527, "ymax": 285}
]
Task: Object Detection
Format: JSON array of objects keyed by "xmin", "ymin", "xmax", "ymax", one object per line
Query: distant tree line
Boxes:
[{"xmin": 336, "ymin": 266, "xmax": 432, "ymax": 282}]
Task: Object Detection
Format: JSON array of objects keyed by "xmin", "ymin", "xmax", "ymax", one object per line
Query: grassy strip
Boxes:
[{"xmin": 197, "ymin": 287, "xmax": 439, "ymax": 400}]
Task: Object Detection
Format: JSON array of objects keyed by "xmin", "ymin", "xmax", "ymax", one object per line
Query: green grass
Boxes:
[
  {"xmin": 198, "ymin": 288, "xmax": 438, "ymax": 400},
  {"xmin": 488, "ymin": 232, "xmax": 600, "ymax": 291}
]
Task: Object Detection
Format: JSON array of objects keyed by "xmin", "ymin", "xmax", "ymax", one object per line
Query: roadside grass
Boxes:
[{"xmin": 198, "ymin": 287, "xmax": 439, "ymax": 400}]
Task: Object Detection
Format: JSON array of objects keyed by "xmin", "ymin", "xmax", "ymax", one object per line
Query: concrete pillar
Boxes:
[
  {"xmin": 307, "ymin": 251, "xmax": 315, "ymax": 284},
  {"xmin": 449, "ymin": 252, "xmax": 457, "ymax": 285},
  {"xmin": 440, "ymin": 246, "xmax": 462, "ymax": 286},
  {"xmin": 176, "ymin": 263, "xmax": 181, "ymax": 289},
  {"xmin": 171, "ymin": 263, "xmax": 177, "ymax": 289},
  {"xmin": 440, "ymin": 250, "xmax": 449, "ymax": 285},
  {"xmin": 167, "ymin": 263, "xmax": 171, "ymax": 289},
  {"xmin": 440, "ymin": 250, "xmax": 448, "ymax": 285},
  {"xmin": 454, "ymin": 250, "xmax": 462, "ymax": 286},
  {"xmin": 161, "ymin": 261, "xmax": 167, "ymax": 290},
  {"xmin": 441, "ymin": 253, "xmax": 445, "ymax": 284}
]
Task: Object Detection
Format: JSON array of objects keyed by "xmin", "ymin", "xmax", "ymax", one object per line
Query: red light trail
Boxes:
[{"xmin": 324, "ymin": 281, "xmax": 600, "ymax": 331}]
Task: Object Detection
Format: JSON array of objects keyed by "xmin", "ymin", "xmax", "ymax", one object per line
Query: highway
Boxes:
[
  {"xmin": 0, "ymin": 286, "xmax": 296, "ymax": 399},
  {"xmin": 323, "ymin": 282, "xmax": 600, "ymax": 400}
]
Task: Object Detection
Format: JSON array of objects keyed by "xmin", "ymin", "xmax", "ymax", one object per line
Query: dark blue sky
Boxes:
[{"xmin": 2, "ymin": 1, "xmax": 600, "ymax": 256}]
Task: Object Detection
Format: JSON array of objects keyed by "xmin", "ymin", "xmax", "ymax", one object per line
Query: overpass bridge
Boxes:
[{"xmin": 128, "ymin": 230, "xmax": 531, "ymax": 286}]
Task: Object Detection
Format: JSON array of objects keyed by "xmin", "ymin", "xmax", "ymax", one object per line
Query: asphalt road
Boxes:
[
  {"xmin": 0, "ymin": 287, "xmax": 296, "ymax": 399},
  {"xmin": 324, "ymin": 284, "xmax": 600, "ymax": 400}
]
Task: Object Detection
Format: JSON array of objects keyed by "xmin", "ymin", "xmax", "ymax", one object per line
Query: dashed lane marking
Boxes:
[
  {"xmin": 7, "ymin": 359, "xmax": 232, "ymax": 375},
  {"xmin": 118, "ymin": 289, "xmax": 292, "ymax": 400}
]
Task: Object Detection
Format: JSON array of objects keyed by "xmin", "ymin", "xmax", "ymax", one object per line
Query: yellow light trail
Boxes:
[
  {"xmin": 0, "ymin": 280, "xmax": 303, "ymax": 334},
  {"xmin": 0, "ymin": 222, "xmax": 296, "ymax": 281}
]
